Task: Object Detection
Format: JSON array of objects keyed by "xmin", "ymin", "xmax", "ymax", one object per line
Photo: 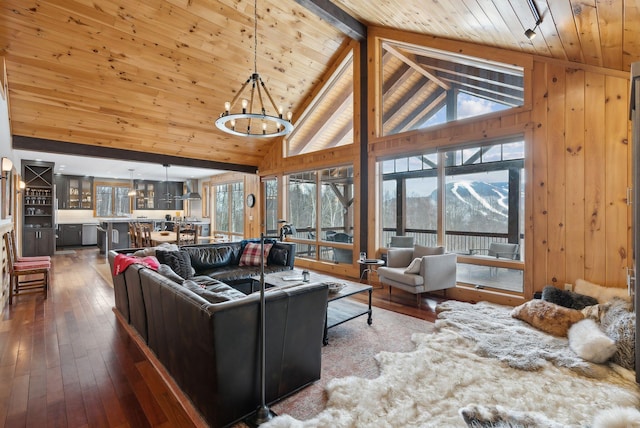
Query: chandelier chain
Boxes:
[{"xmin": 254, "ymin": 0, "xmax": 258, "ymax": 74}]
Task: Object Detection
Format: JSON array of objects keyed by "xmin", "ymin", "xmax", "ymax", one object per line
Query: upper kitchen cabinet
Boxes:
[
  {"xmin": 134, "ymin": 181, "xmax": 156, "ymax": 210},
  {"xmin": 134, "ymin": 180, "xmax": 183, "ymax": 210},
  {"xmin": 55, "ymin": 175, "xmax": 93, "ymax": 209}
]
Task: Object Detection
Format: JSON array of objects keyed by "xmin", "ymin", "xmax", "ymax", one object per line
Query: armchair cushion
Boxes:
[
  {"xmin": 386, "ymin": 248, "xmax": 415, "ymax": 267},
  {"xmin": 404, "ymin": 258, "xmax": 422, "ymax": 274},
  {"xmin": 414, "ymin": 245, "xmax": 445, "ymax": 258}
]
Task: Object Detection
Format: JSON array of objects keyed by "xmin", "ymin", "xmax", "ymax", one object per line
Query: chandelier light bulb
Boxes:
[
  {"xmin": 241, "ymin": 99, "xmax": 248, "ymax": 113},
  {"xmin": 278, "ymin": 105, "xmax": 283, "ymax": 118},
  {"xmin": 231, "ymin": 119, "xmax": 236, "ymax": 130},
  {"xmin": 224, "ymin": 101, "xmax": 231, "ymax": 113},
  {"xmin": 262, "ymin": 122, "xmax": 267, "ymax": 134},
  {"xmin": 287, "ymin": 111, "xmax": 293, "ymax": 122}
]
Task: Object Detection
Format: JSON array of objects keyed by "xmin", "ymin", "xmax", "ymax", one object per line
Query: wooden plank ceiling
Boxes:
[{"xmin": 1, "ymin": 0, "xmax": 638, "ymax": 171}]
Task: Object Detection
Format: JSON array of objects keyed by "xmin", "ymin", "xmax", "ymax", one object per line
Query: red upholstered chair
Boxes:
[
  {"xmin": 4, "ymin": 232, "xmax": 51, "ymax": 305},
  {"xmin": 9, "ymin": 229, "xmax": 50, "ymax": 263}
]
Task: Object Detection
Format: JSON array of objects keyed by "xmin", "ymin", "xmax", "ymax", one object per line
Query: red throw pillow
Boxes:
[{"xmin": 239, "ymin": 242, "xmax": 273, "ymax": 266}]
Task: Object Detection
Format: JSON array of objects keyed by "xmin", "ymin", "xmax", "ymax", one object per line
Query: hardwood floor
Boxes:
[{"xmin": 0, "ymin": 247, "xmax": 444, "ymax": 427}]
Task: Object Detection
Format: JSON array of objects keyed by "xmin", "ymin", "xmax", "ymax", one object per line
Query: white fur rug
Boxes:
[{"xmin": 263, "ymin": 302, "xmax": 640, "ymax": 427}]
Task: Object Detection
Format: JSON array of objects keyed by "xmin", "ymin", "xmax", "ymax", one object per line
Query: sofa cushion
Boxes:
[
  {"xmin": 414, "ymin": 245, "xmax": 445, "ymax": 258},
  {"xmin": 182, "ymin": 245, "xmax": 237, "ymax": 271},
  {"xmin": 239, "ymin": 242, "xmax": 273, "ymax": 266},
  {"xmin": 182, "ymin": 279, "xmax": 244, "ymax": 303},
  {"xmin": 156, "ymin": 250, "xmax": 194, "ymax": 279},
  {"xmin": 268, "ymin": 247, "xmax": 289, "ymax": 266},
  {"xmin": 377, "ymin": 266, "xmax": 424, "ymax": 287},
  {"xmin": 157, "ymin": 264, "xmax": 184, "ymax": 283}
]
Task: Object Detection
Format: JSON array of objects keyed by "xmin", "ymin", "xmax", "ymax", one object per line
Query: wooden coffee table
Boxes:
[{"xmin": 256, "ymin": 269, "xmax": 373, "ymax": 345}]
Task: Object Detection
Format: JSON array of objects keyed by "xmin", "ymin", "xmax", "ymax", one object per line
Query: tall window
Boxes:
[
  {"xmin": 213, "ymin": 181, "xmax": 244, "ymax": 241},
  {"xmin": 287, "ymin": 166, "xmax": 355, "ymax": 263},
  {"xmin": 263, "ymin": 178, "xmax": 278, "ymax": 237},
  {"xmin": 380, "ymin": 41, "xmax": 524, "ymax": 136},
  {"xmin": 380, "ymin": 138, "xmax": 524, "ymax": 292},
  {"xmin": 286, "ymin": 50, "xmax": 354, "ymax": 156},
  {"xmin": 95, "ymin": 182, "xmax": 130, "ymax": 217}
]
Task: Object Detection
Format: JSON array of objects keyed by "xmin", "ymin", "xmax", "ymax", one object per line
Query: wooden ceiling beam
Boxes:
[
  {"xmin": 294, "ymin": 0, "xmax": 367, "ymax": 41},
  {"xmin": 12, "ymin": 136, "xmax": 258, "ymax": 174}
]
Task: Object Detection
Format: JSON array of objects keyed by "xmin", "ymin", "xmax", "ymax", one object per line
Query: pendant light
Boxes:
[
  {"xmin": 127, "ymin": 169, "xmax": 136, "ymax": 197},
  {"xmin": 215, "ymin": 0, "xmax": 293, "ymax": 138}
]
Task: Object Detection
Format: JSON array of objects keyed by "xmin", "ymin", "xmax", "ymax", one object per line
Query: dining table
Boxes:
[{"xmin": 149, "ymin": 231, "xmax": 178, "ymax": 245}]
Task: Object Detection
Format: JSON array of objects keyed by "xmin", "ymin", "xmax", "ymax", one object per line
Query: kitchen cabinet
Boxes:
[
  {"xmin": 134, "ymin": 180, "xmax": 183, "ymax": 210},
  {"xmin": 57, "ymin": 224, "xmax": 82, "ymax": 247},
  {"xmin": 23, "ymin": 229, "xmax": 55, "ymax": 257},
  {"xmin": 135, "ymin": 181, "xmax": 156, "ymax": 210},
  {"xmin": 23, "ymin": 160, "xmax": 55, "ymax": 256},
  {"xmin": 55, "ymin": 175, "xmax": 93, "ymax": 209}
]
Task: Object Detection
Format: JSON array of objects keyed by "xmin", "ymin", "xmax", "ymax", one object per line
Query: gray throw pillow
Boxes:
[
  {"xmin": 156, "ymin": 250, "xmax": 194, "ymax": 280},
  {"xmin": 182, "ymin": 280, "xmax": 233, "ymax": 303},
  {"xmin": 157, "ymin": 264, "xmax": 184, "ymax": 283},
  {"xmin": 268, "ymin": 247, "xmax": 289, "ymax": 266},
  {"xmin": 414, "ymin": 245, "xmax": 445, "ymax": 258}
]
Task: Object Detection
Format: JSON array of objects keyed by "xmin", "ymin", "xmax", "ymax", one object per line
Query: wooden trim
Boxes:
[{"xmin": 112, "ymin": 308, "xmax": 209, "ymax": 428}]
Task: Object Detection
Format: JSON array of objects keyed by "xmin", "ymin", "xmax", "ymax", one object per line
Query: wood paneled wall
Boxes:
[{"xmin": 529, "ymin": 60, "xmax": 630, "ymax": 292}]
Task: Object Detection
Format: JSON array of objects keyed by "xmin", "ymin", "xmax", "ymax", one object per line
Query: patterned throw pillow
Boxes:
[{"xmin": 239, "ymin": 242, "xmax": 273, "ymax": 267}]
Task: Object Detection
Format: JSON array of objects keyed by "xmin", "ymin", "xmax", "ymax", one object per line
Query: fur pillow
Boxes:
[
  {"xmin": 574, "ymin": 279, "xmax": 630, "ymax": 303},
  {"xmin": 592, "ymin": 407, "xmax": 640, "ymax": 428},
  {"xmin": 541, "ymin": 285, "xmax": 598, "ymax": 310},
  {"xmin": 404, "ymin": 258, "xmax": 421, "ymax": 274},
  {"xmin": 511, "ymin": 300, "xmax": 584, "ymax": 337},
  {"xmin": 459, "ymin": 404, "xmax": 565, "ymax": 428},
  {"xmin": 568, "ymin": 319, "xmax": 617, "ymax": 363},
  {"xmin": 598, "ymin": 298, "xmax": 635, "ymax": 370}
]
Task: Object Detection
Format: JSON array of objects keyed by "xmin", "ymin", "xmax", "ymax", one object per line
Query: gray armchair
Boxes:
[
  {"xmin": 377, "ymin": 245, "xmax": 457, "ymax": 307},
  {"xmin": 469, "ymin": 242, "xmax": 519, "ymax": 259}
]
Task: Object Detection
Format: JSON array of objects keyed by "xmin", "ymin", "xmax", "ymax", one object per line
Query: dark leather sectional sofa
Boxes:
[{"xmin": 108, "ymin": 240, "xmax": 329, "ymax": 428}]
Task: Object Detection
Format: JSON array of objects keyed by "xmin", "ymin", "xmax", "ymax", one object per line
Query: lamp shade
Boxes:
[{"xmin": 1, "ymin": 157, "xmax": 13, "ymax": 172}]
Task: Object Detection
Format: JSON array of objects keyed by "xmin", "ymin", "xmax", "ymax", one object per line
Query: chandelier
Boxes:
[{"xmin": 215, "ymin": 0, "xmax": 293, "ymax": 138}]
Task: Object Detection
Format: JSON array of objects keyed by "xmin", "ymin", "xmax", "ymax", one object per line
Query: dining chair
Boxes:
[
  {"xmin": 9, "ymin": 229, "xmax": 50, "ymax": 263},
  {"xmin": 138, "ymin": 224, "xmax": 152, "ymax": 247},
  {"xmin": 4, "ymin": 232, "xmax": 51, "ymax": 305},
  {"xmin": 176, "ymin": 224, "xmax": 199, "ymax": 245}
]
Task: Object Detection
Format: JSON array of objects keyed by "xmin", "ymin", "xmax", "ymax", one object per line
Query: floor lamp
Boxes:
[{"xmin": 246, "ymin": 233, "xmax": 275, "ymax": 426}]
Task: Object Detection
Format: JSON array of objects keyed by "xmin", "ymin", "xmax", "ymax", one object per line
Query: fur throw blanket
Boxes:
[{"xmin": 436, "ymin": 301, "xmax": 623, "ymax": 378}]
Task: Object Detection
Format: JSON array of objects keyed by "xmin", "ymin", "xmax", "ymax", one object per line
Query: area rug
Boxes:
[
  {"xmin": 263, "ymin": 301, "xmax": 640, "ymax": 427},
  {"xmin": 268, "ymin": 305, "xmax": 435, "ymax": 421}
]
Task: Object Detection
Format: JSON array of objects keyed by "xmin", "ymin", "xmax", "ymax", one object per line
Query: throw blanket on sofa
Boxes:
[{"xmin": 112, "ymin": 254, "xmax": 159, "ymax": 275}]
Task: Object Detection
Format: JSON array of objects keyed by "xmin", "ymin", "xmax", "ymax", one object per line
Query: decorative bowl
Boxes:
[
  {"xmin": 325, "ymin": 282, "xmax": 345, "ymax": 294},
  {"xmin": 160, "ymin": 231, "xmax": 170, "ymax": 236}
]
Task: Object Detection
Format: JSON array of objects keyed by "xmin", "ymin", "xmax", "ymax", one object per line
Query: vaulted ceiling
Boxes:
[{"xmin": 1, "ymin": 0, "xmax": 638, "ymax": 173}]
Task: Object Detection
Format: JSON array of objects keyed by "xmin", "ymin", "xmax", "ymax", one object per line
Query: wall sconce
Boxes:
[
  {"xmin": 18, "ymin": 179, "xmax": 26, "ymax": 192},
  {"xmin": 1, "ymin": 157, "xmax": 13, "ymax": 175}
]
